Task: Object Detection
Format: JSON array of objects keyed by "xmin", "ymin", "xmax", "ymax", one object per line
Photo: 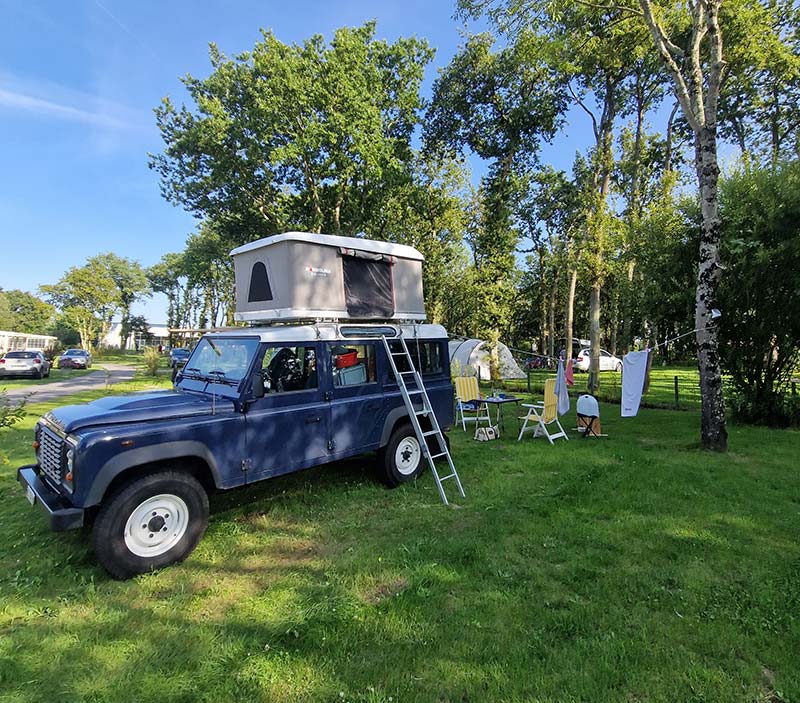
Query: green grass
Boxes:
[
  {"xmin": 505, "ymin": 365, "xmax": 702, "ymax": 411},
  {"xmin": 0, "ymin": 390, "xmax": 798, "ymax": 702}
]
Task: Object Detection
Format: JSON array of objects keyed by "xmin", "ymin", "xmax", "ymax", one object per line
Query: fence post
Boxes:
[{"xmin": 674, "ymin": 375, "xmax": 680, "ymax": 410}]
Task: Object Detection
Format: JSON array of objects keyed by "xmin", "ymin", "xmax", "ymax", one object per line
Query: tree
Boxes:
[
  {"xmin": 150, "ymin": 22, "xmax": 433, "ymax": 238},
  {"xmin": 41, "ymin": 259, "xmax": 119, "ymax": 350},
  {"xmin": 1, "ymin": 290, "xmax": 55, "ymax": 334},
  {"xmin": 97, "ymin": 254, "xmax": 151, "ymax": 349},
  {"xmin": 425, "ymin": 31, "xmax": 567, "ymax": 374},
  {"xmin": 0, "ymin": 290, "xmax": 13, "ymax": 330},
  {"xmin": 182, "ymin": 224, "xmax": 235, "ymax": 328},
  {"xmin": 718, "ymin": 162, "xmax": 800, "ymax": 426}
]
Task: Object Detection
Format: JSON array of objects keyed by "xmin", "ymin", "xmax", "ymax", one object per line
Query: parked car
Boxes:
[
  {"xmin": 17, "ymin": 323, "xmax": 453, "ymax": 579},
  {"xmin": 58, "ymin": 348, "xmax": 92, "ymax": 369},
  {"xmin": 575, "ymin": 348, "xmax": 623, "ymax": 372},
  {"xmin": 0, "ymin": 350, "xmax": 51, "ymax": 379},
  {"xmin": 169, "ymin": 347, "xmax": 192, "ymax": 368}
]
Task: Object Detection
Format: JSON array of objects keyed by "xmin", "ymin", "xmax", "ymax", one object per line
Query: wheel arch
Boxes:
[{"xmin": 85, "ymin": 442, "xmax": 220, "ymax": 507}]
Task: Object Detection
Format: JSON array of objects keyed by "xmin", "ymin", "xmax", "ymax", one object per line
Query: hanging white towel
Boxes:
[
  {"xmin": 621, "ymin": 349, "xmax": 650, "ymax": 417},
  {"xmin": 554, "ymin": 358, "xmax": 570, "ymax": 416}
]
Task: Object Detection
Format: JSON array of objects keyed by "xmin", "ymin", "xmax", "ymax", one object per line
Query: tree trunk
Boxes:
[
  {"xmin": 548, "ymin": 275, "xmax": 557, "ymax": 359},
  {"xmin": 695, "ymin": 127, "xmax": 728, "ymax": 451},
  {"xmin": 589, "ymin": 282, "xmax": 601, "ymax": 393},
  {"xmin": 565, "ymin": 267, "xmax": 577, "ymax": 361}
]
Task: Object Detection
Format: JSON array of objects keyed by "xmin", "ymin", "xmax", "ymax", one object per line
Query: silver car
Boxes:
[{"xmin": 0, "ymin": 350, "xmax": 51, "ymax": 379}]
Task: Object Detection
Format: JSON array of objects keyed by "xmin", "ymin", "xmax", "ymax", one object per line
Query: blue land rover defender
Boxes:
[{"xmin": 17, "ymin": 323, "xmax": 453, "ymax": 578}]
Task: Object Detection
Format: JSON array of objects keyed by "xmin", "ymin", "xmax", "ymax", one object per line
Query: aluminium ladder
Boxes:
[{"xmin": 381, "ymin": 336, "xmax": 465, "ymax": 506}]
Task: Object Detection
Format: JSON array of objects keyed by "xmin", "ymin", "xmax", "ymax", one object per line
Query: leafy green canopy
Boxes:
[
  {"xmin": 150, "ymin": 22, "xmax": 434, "ymax": 239},
  {"xmin": 719, "ymin": 162, "xmax": 800, "ymax": 426}
]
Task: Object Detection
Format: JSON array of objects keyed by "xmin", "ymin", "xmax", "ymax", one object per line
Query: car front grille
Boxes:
[{"xmin": 39, "ymin": 425, "xmax": 64, "ymax": 484}]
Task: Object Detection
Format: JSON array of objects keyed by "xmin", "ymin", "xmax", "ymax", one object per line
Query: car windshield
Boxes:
[
  {"xmin": 64, "ymin": 350, "xmax": 83, "ymax": 356},
  {"xmin": 181, "ymin": 337, "xmax": 259, "ymax": 382},
  {"xmin": 6, "ymin": 351, "xmax": 36, "ymax": 359}
]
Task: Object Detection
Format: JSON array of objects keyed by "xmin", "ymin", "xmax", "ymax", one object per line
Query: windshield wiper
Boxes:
[
  {"xmin": 181, "ymin": 366, "xmax": 207, "ymax": 380},
  {"xmin": 207, "ymin": 370, "xmax": 239, "ymax": 386}
]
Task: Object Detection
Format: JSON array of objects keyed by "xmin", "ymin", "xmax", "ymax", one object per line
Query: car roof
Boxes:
[{"xmin": 202, "ymin": 322, "xmax": 448, "ymax": 344}]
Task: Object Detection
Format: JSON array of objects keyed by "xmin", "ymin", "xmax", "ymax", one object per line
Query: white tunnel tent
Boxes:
[
  {"xmin": 448, "ymin": 338, "xmax": 526, "ymax": 381},
  {"xmin": 231, "ymin": 232, "xmax": 427, "ymax": 323}
]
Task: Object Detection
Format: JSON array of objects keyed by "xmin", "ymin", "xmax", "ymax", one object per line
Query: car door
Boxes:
[
  {"xmin": 327, "ymin": 341, "xmax": 384, "ymax": 455},
  {"xmin": 599, "ymin": 350, "xmax": 612, "ymax": 371},
  {"xmin": 244, "ymin": 343, "xmax": 331, "ymax": 481}
]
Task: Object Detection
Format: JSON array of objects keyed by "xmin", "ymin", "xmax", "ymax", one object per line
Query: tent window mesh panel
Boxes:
[
  {"xmin": 248, "ymin": 262, "xmax": 273, "ymax": 302},
  {"xmin": 342, "ymin": 256, "xmax": 393, "ymax": 318}
]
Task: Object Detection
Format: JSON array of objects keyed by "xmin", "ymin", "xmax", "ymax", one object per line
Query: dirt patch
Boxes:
[{"xmin": 362, "ymin": 576, "xmax": 409, "ymax": 605}]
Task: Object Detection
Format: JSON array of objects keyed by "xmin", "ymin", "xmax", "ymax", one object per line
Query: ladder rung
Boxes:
[
  {"xmin": 407, "ymin": 390, "xmax": 424, "ymax": 395},
  {"xmin": 438, "ymin": 472, "xmax": 457, "ymax": 479},
  {"xmin": 415, "ymin": 410, "xmax": 429, "ymax": 416},
  {"xmin": 399, "ymin": 370, "xmax": 416, "ymax": 374},
  {"xmin": 391, "ymin": 351, "xmax": 407, "ymax": 356},
  {"xmin": 422, "ymin": 430, "xmax": 439, "ymax": 437},
  {"xmin": 429, "ymin": 452, "xmax": 448, "ymax": 459}
]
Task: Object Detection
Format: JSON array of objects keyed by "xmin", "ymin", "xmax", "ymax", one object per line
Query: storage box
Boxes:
[{"xmin": 231, "ymin": 232, "xmax": 426, "ymax": 323}]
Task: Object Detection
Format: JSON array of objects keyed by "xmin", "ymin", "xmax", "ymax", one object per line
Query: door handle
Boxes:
[{"xmin": 305, "ymin": 416, "xmax": 321, "ymax": 424}]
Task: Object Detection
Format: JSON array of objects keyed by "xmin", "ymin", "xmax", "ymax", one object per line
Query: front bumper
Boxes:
[{"xmin": 17, "ymin": 466, "xmax": 84, "ymax": 531}]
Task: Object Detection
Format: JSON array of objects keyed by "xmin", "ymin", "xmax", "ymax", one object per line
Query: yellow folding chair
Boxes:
[
  {"xmin": 453, "ymin": 376, "xmax": 492, "ymax": 431},
  {"xmin": 517, "ymin": 377, "xmax": 569, "ymax": 443}
]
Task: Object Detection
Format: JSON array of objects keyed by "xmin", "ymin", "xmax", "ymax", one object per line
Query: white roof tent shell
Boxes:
[
  {"xmin": 448, "ymin": 338, "xmax": 526, "ymax": 381},
  {"xmin": 231, "ymin": 232, "xmax": 426, "ymax": 323}
]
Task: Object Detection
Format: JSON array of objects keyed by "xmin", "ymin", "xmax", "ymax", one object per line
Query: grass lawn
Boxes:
[
  {"xmin": 0, "ymin": 388, "xmax": 797, "ymax": 702},
  {"xmin": 505, "ymin": 365, "xmax": 702, "ymax": 411}
]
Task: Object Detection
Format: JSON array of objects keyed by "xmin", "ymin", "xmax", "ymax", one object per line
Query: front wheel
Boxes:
[
  {"xmin": 378, "ymin": 423, "xmax": 425, "ymax": 487},
  {"xmin": 93, "ymin": 471, "xmax": 209, "ymax": 579}
]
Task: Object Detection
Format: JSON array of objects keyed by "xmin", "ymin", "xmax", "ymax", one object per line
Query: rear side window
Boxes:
[
  {"xmin": 329, "ymin": 344, "xmax": 377, "ymax": 387},
  {"xmin": 393, "ymin": 341, "xmax": 444, "ymax": 375}
]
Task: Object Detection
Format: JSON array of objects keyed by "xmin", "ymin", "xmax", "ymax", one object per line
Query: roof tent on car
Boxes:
[{"xmin": 231, "ymin": 232, "xmax": 427, "ymax": 323}]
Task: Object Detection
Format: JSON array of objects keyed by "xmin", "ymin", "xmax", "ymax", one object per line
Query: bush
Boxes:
[
  {"xmin": 142, "ymin": 347, "xmax": 162, "ymax": 377},
  {"xmin": 718, "ymin": 163, "xmax": 800, "ymax": 427}
]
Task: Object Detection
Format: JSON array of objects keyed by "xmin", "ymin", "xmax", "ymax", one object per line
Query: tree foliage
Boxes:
[
  {"xmin": 718, "ymin": 162, "xmax": 800, "ymax": 426},
  {"xmin": 151, "ymin": 22, "xmax": 433, "ymax": 238}
]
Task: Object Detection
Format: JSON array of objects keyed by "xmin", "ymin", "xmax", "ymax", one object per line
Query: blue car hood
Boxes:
[{"xmin": 45, "ymin": 390, "xmax": 229, "ymax": 433}]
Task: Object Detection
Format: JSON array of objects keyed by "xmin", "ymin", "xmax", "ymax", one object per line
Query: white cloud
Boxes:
[
  {"xmin": 0, "ymin": 71, "xmax": 149, "ymax": 133},
  {"xmin": 0, "ymin": 86, "xmax": 137, "ymax": 130}
]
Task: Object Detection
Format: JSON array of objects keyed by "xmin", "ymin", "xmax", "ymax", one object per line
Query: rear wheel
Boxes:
[
  {"xmin": 378, "ymin": 423, "xmax": 425, "ymax": 487},
  {"xmin": 93, "ymin": 471, "xmax": 209, "ymax": 579}
]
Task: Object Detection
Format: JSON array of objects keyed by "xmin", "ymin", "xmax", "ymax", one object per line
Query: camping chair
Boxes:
[
  {"xmin": 517, "ymin": 377, "xmax": 569, "ymax": 444},
  {"xmin": 454, "ymin": 376, "xmax": 492, "ymax": 431}
]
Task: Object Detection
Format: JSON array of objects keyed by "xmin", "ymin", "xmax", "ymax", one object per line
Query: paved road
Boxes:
[{"xmin": 2, "ymin": 364, "xmax": 138, "ymax": 403}]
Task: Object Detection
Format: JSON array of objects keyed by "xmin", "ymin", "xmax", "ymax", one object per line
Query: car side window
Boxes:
[
  {"xmin": 394, "ymin": 341, "xmax": 444, "ymax": 375},
  {"xmin": 261, "ymin": 346, "xmax": 317, "ymax": 393},
  {"xmin": 330, "ymin": 344, "xmax": 376, "ymax": 387}
]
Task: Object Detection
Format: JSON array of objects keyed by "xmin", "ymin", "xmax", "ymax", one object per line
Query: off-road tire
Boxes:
[{"xmin": 93, "ymin": 471, "xmax": 209, "ymax": 580}]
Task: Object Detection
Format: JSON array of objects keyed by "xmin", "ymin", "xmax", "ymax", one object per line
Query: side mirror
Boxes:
[{"xmin": 251, "ymin": 372, "xmax": 265, "ymax": 398}]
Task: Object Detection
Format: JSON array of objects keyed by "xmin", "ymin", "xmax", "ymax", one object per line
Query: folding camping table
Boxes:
[{"xmin": 481, "ymin": 394, "xmax": 520, "ymax": 434}]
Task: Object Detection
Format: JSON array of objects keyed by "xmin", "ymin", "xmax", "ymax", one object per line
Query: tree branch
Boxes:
[
  {"xmin": 567, "ymin": 81, "xmax": 599, "ymax": 141},
  {"xmin": 638, "ymin": 0, "xmax": 702, "ymax": 132}
]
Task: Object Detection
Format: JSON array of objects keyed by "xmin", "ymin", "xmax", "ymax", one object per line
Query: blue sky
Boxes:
[{"xmin": 0, "ymin": 0, "xmax": 596, "ymax": 323}]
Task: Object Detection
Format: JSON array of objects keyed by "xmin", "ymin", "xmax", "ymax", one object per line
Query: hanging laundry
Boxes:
[
  {"xmin": 566, "ymin": 358, "xmax": 574, "ymax": 387},
  {"xmin": 621, "ymin": 349, "xmax": 650, "ymax": 417},
  {"xmin": 554, "ymin": 358, "xmax": 570, "ymax": 416}
]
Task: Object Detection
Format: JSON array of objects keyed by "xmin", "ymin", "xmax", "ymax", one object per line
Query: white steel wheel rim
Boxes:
[
  {"xmin": 395, "ymin": 436, "xmax": 421, "ymax": 476},
  {"xmin": 124, "ymin": 494, "xmax": 190, "ymax": 558}
]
